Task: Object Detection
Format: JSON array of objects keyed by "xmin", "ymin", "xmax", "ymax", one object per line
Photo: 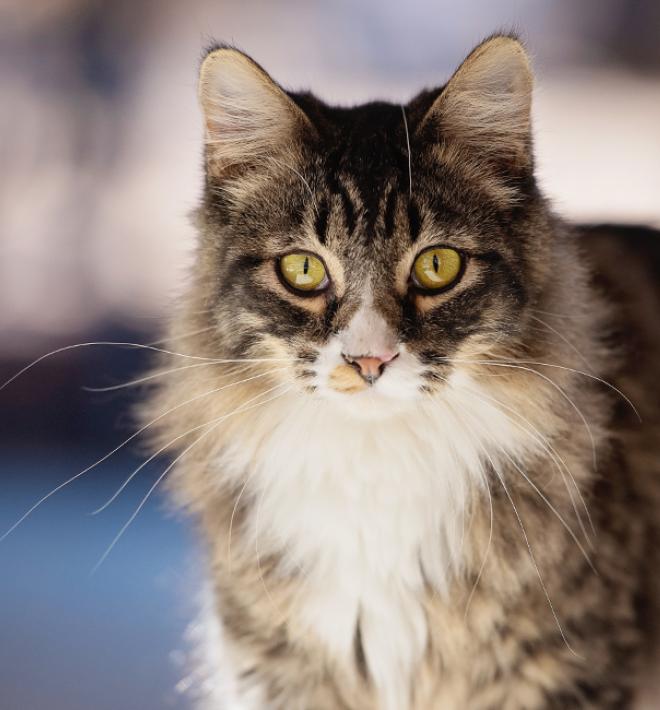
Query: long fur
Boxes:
[{"xmin": 142, "ymin": 36, "xmax": 660, "ymax": 710}]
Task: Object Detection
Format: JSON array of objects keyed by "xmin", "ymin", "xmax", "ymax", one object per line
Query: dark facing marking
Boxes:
[
  {"xmin": 338, "ymin": 183, "xmax": 356, "ymax": 235},
  {"xmin": 401, "ymin": 269, "xmax": 510, "ymax": 344},
  {"xmin": 219, "ymin": 254, "xmax": 265, "ymax": 296},
  {"xmin": 297, "ymin": 349, "xmax": 317, "ymax": 363},
  {"xmin": 314, "ymin": 198, "xmax": 330, "ymax": 244},
  {"xmin": 229, "ymin": 253, "xmax": 265, "ymax": 273},
  {"xmin": 315, "ymin": 102, "xmax": 414, "ymax": 242},
  {"xmin": 408, "ymin": 200, "xmax": 421, "ymax": 242},
  {"xmin": 353, "ymin": 619, "xmax": 369, "ymax": 683},
  {"xmin": 322, "ymin": 298, "xmax": 339, "ymax": 332},
  {"xmin": 383, "ymin": 186, "xmax": 398, "ymax": 239},
  {"xmin": 245, "ymin": 287, "xmax": 316, "ymax": 333}
]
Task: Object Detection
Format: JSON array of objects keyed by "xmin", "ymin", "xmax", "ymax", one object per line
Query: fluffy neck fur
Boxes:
[
  {"xmin": 140, "ymin": 34, "xmax": 639, "ymax": 710},
  {"xmin": 145, "ymin": 284, "xmax": 610, "ymax": 709},
  {"xmin": 212, "ymin": 376, "xmax": 540, "ymax": 708}
]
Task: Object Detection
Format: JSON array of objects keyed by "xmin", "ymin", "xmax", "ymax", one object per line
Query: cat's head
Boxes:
[{"xmin": 194, "ymin": 35, "xmax": 554, "ymax": 418}]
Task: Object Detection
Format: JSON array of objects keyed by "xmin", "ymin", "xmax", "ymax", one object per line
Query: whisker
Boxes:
[
  {"xmin": 493, "ymin": 467, "xmax": 581, "ymax": 657},
  {"xmin": 430, "ymin": 379, "xmax": 578, "ymax": 654},
  {"xmin": 464, "ymin": 476, "xmax": 493, "ymax": 619},
  {"xmin": 83, "ymin": 362, "xmax": 223, "ymax": 392},
  {"xmin": 441, "ymin": 355, "xmax": 641, "ymax": 424},
  {"xmin": 90, "ymin": 383, "xmax": 292, "ymax": 573},
  {"xmin": 90, "ymin": 368, "xmax": 288, "ymax": 514},
  {"xmin": 0, "ymin": 341, "xmax": 293, "ymax": 393},
  {"xmin": 529, "ymin": 308, "xmax": 584, "ymax": 321},
  {"xmin": 456, "ymin": 382, "xmax": 595, "ymax": 540},
  {"xmin": 228, "ymin": 467, "xmax": 257, "ymax": 574},
  {"xmin": 433, "ymin": 357, "xmax": 599, "ymax": 469},
  {"xmin": 145, "ymin": 326, "xmax": 217, "ymax": 348},
  {"xmin": 529, "ymin": 315, "xmax": 593, "ymax": 372},
  {"xmin": 489, "ymin": 442, "xmax": 595, "ymax": 573},
  {"xmin": 516, "ymin": 360, "xmax": 641, "ymax": 423},
  {"xmin": 0, "ymin": 368, "xmax": 286, "ymax": 541},
  {"xmin": 434, "ymin": 379, "xmax": 595, "ymax": 586},
  {"xmin": 83, "ymin": 358, "xmax": 293, "ymax": 392}
]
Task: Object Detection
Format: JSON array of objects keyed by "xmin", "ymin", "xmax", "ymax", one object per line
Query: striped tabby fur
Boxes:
[{"xmin": 142, "ymin": 35, "xmax": 660, "ymax": 709}]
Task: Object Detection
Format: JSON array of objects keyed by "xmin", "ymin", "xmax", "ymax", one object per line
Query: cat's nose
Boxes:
[{"xmin": 342, "ymin": 351, "xmax": 399, "ymax": 384}]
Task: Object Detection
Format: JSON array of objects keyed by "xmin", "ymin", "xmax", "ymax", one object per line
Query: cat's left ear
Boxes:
[
  {"xmin": 418, "ymin": 35, "xmax": 533, "ymax": 171},
  {"xmin": 198, "ymin": 46, "xmax": 313, "ymax": 177}
]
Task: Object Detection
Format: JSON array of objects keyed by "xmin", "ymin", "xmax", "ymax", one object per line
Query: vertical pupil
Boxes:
[
  {"xmin": 432, "ymin": 253, "xmax": 439, "ymax": 272},
  {"xmin": 303, "ymin": 257, "xmax": 309, "ymax": 275}
]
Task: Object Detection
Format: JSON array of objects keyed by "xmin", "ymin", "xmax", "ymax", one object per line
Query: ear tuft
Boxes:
[
  {"xmin": 198, "ymin": 48, "xmax": 310, "ymax": 175},
  {"xmin": 422, "ymin": 35, "xmax": 533, "ymax": 169}
]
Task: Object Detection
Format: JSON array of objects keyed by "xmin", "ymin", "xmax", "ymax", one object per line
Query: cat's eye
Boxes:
[
  {"xmin": 411, "ymin": 247, "xmax": 462, "ymax": 292},
  {"xmin": 279, "ymin": 252, "xmax": 328, "ymax": 293}
]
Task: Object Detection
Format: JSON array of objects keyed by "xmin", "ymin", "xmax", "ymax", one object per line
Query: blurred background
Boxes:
[{"xmin": 0, "ymin": 1, "xmax": 658, "ymax": 708}]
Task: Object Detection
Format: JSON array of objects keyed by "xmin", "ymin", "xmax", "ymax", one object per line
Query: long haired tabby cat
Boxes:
[{"xmin": 143, "ymin": 34, "xmax": 660, "ymax": 709}]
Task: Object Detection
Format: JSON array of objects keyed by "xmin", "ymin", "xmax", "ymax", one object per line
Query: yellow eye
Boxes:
[
  {"xmin": 279, "ymin": 252, "xmax": 328, "ymax": 292},
  {"xmin": 412, "ymin": 247, "xmax": 462, "ymax": 291}
]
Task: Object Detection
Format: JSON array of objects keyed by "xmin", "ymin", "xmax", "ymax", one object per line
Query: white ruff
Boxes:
[{"xmin": 216, "ymin": 368, "xmax": 536, "ymax": 710}]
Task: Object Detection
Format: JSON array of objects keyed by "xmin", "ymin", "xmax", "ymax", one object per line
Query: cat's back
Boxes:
[
  {"xmin": 579, "ymin": 223, "xmax": 660, "ymax": 428},
  {"xmin": 580, "ymin": 223, "xmax": 660, "ymax": 706},
  {"xmin": 580, "ymin": 223, "xmax": 660, "ymax": 350},
  {"xmin": 578, "ymin": 224, "xmax": 660, "ymax": 326},
  {"xmin": 579, "ymin": 222, "xmax": 660, "ymax": 492}
]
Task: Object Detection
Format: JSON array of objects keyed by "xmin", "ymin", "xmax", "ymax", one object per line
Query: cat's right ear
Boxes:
[
  {"xmin": 198, "ymin": 47, "xmax": 313, "ymax": 177},
  {"xmin": 417, "ymin": 35, "xmax": 533, "ymax": 172}
]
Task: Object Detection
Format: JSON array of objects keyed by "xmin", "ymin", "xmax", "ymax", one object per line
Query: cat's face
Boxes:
[{"xmin": 197, "ymin": 37, "xmax": 544, "ymax": 416}]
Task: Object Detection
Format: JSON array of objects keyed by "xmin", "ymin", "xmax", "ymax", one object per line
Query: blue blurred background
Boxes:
[{"xmin": 1, "ymin": 1, "xmax": 659, "ymax": 708}]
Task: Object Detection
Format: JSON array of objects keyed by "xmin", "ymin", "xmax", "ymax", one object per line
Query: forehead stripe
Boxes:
[
  {"xmin": 314, "ymin": 198, "xmax": 330, "ymax": 244},
  {"xmin": 408, "ymin": 199, "xmax": 422, "ymax": 242},
  {"xmin": 383, "ymin": 186, "xmax": 398, "ymax": 239},
  {"xmin": 337, "ymin": 183, "xmax": 356, "ymax": 235}
]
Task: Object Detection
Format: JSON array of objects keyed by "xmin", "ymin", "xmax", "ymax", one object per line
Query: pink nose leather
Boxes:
[{"xmin": 342, "ymin": 351, "xmax": 399, "ymax": 383}]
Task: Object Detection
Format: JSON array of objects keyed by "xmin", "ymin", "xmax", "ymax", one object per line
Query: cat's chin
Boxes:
[{"xmin": 315, "ymin": 387, "xmax": 421, "ymax": 421}]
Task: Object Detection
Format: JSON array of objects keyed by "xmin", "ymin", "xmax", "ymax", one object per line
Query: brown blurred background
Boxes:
[{"xmin": 0, "ymin": 1, "xmax": 658, "ymax": 709}]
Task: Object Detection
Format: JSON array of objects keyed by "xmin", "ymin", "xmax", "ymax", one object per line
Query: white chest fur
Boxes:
[{"xmin": 219, "ymin": 373, "xmax": 534, "ymax": 710}]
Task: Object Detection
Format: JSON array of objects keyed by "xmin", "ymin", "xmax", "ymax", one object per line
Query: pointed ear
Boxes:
[
  {"xmin": 420, "ymin": 36, "xmax": 533, "ymax": 170},
  {"xmin": 198, "ymin": 47, "xmax": 312, "ymax": 176}
]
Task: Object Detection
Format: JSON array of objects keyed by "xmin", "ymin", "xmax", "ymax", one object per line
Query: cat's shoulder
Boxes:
[{"xmin": 577, "ymin": 222, "xmax": 660, "ymax": 289}]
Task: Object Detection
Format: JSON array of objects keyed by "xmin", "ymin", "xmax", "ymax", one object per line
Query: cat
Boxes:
[{"xmin": 142, "ymin": 34, "xmax": 660, "ymax": 709}]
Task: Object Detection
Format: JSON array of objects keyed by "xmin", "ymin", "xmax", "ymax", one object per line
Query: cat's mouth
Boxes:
[
  {"xmin": 309, "ymin": 343, "xmax": 426, "ymax": 418},
  {"xmin": 328, "ymin": 363, "xmax": 371, "ymax": 394},
  {"xmin": 327, "ymin": 352, "xmax": 401, "ymax": 394}
]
